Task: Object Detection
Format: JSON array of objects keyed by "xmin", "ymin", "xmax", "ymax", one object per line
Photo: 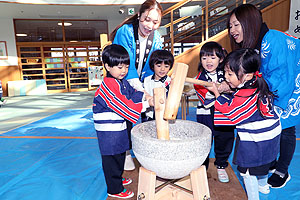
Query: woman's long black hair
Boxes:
[{"xmin": 224, "ymin": 48, "xmax": 275, "ymax": 116}]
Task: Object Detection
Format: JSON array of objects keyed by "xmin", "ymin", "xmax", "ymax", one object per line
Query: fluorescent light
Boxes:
[
  {"xmin": 16, "ymin": 33, "xmax": 27, "ymax": 37},
  {"xmin": 58, "ymin": 22, "xmax": 72, "ymax": 26}
]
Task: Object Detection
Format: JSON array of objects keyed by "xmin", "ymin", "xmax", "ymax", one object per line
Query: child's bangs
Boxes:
[
  {"xmin": 109, "ymin": 54, "xmax": 130, "ymax": 66},
  {"xmin": 154, "ymin": 57, "xmax": 172, "ymax": 65}
]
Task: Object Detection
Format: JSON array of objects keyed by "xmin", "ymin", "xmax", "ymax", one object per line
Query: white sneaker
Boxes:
[
  {"xmin": 259, "ymin": 184, "xmax": 270, "ymax": 194},
  {"xmin": 124, "ymin": 151, "xmax": 135, "ymax": 171},
  {"xmin": 217, "ymin": 168, "xmax": 229, "ymax": 183}
]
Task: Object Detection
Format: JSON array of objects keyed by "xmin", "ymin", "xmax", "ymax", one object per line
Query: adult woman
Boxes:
[
  {"xmin": 110, "ymin": 0, "xmax": 163, "ymax": 170},
  {"xmin": 227, "ymin": 4, "xmax": 300, "ymax": 189},
  {"xmin": 110, "ymin": 0, "xmax": 163, "ymax": 91}
]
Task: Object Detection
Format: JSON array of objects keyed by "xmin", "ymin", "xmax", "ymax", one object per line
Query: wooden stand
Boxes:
[{"xmin": 137, "ymin": 166, "xmax": 210, "ymax": 200}]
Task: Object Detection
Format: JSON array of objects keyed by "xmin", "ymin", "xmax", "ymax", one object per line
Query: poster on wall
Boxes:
[
  {"xmin": 0, "ymin": 41, "xmax": 8, "ymax": 60},
  {"xmin": 288, "ymin": 0, "xmax": 300, "ymax": 38},
  {"xmin": 88, "ymin": 66, "xmax": 103, "ymax": 86}
]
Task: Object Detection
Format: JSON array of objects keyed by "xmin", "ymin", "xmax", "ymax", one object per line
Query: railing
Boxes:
[{"xmin": 160, "ymin": 0, "xmax": 278, "ymax": 56}]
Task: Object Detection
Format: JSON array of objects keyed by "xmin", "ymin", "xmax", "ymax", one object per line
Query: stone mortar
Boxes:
[{"xmin": 132, "ymin": 120, "xmax": 212, "ymax": 179}]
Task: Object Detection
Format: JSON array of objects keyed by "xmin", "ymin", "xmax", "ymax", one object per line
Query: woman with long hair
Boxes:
[{"xmin": 227, "ymin": 3, "xmax": 300, "ymax": 189}]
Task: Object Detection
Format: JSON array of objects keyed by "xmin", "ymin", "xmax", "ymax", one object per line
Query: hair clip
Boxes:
[{"xmin": 254, "ymin": 71, "xmax": 262, "ymax": 78}]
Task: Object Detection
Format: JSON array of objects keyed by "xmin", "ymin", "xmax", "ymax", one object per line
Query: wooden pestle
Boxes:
[
  {"xmin": 153, "ymin": 87, "xmax": 169, "ymax": 140},
  {"xmin": 163, "ymin": 63, "xmax": 219, "ymax": 121},
  {"xmin": 164, "ymin": 63, "xmax": 189, "ymax": 120},
  {"xmin": 185, "ymin": 77, "xmax": 214, "ymax": 87}
]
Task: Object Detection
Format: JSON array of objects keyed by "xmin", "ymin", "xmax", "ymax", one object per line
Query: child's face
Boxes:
[
  {"xmin": 224, "ymin": 65, "xmax": 242, "ymax": 88},
  {"xmin": 201, "ymin": 52, "xmax": 221, "ymax": 73},
  {"xmin": 153, "ymin": 62, "xmax": 170, "ymax": 80},
  {"xmin": 105, "ymin": 63, "xmax": 129, "ymax": 81}
]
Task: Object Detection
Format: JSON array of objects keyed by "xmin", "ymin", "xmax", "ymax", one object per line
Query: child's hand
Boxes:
[
  {"xmin": 148, "ymin": 97, "xmax": 154, "ymax": 107},
  {"xmin": 218, "ymin": 81, "xmax": 232, "ymax": 93},
  {"xmin": 206, "ymin": 83, "xmax": 220, "ymax": 98}
]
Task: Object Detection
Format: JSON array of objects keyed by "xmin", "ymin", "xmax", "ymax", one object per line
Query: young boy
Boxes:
[
  {"xmin": 143, "ymin": 49, "xmax": 174, "ymax": 121},
  {"xmin": 93, "ymin": 44, "xmax": 153, "ymax": 199}
]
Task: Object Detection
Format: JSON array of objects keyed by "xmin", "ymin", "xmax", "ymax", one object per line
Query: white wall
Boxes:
[{"xmin": 0, "ymin": 18, "xmax": 18, "ymax": 66}]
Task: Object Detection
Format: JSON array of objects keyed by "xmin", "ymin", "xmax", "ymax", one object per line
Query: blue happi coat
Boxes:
[
  {"xmin": 260, "ymin": 30, "xmax": 300, "ymax": 129},
  {"xmin": 113, "ymin": 23, "xmax": 163, "ymax": 81}
]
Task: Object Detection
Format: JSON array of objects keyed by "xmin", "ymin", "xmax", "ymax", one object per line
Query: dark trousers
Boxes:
[
  {"xmin": 101, "ymin": 152, "xmax": 126, "ymax": 194},
  {"xmin": 197, "ymin": 112, "xmax": 235, "ymax": 169},
  {"xmin": 275, "ymin": 126, "xmax": 296, "ymax": 174},
  {"xmin": 126, "ymin": 120, "xmax": 133, "ymax": 149}
]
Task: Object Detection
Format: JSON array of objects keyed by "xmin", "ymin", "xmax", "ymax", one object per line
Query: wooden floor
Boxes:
[{"xmin": 107, "ymin": 158, "xmax": 247, "ymax": 200}]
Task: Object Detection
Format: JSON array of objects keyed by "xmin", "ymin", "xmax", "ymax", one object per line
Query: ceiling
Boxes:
[{"xmin": 0, "ymin": 1, "xmax": 190, "ymax": 21}]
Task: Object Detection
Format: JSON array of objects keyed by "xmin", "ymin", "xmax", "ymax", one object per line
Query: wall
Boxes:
[
  {"xmin": 0, "ymin": 17, "xmax": 122, "ymax": 96},
  {"xmin": 0, "ymin": 18, "xmax": 19, "ymax": 96}
]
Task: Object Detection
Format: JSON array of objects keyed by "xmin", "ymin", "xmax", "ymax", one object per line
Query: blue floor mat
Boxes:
[
  {"xmin": 0, "ymin": 109, "xmax": 107, "ymax": 200},
  {"xmin": 1, "ymin": 107, "xmax": 299, "ymax": 200},
  {"xmin": 179, "ymin": 106, "xmax": 300, "ymax": 200}
]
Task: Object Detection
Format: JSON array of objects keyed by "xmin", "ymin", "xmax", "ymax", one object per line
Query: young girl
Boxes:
[
  {"xmin": 143, "ymin": 49, "xmax": 173, "ymax": 121},
  {"xmin": 194, "ymin": 41, "xmax": 234, "ymax": 183},
  {"xmin": 208, "ymin": 48, "xmax": 281, "ymax": 200},
  {"xmin": 93, "ymin": 44, "xmax": 153, "ymax": 199}
]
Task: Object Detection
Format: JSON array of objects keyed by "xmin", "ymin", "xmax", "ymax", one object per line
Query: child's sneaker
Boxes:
[
  {"xmin": 268, "ymin": 172, "xmax": 291, "ymax": 188},
  {"xmin": 259, "ymin": 184, "xmax": 270, "ymax": 194},
  {"xmin": 108, "ymin": 189, "xmax": 134, "ymax": 199},
  {"xmin": 217, "ymin": 168, "xmax": 229, "ymax": 183},
  {"xmin": 122, "ymin": 177, "xmax": 132, "ymax": 186},
  {"xmin": 0, "ymin": 98, "xmax": 6, "ymax": 105}
]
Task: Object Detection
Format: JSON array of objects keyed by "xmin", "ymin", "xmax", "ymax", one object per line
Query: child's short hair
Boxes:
[
  {"xmin": 102, "ymin": 44, "xmax": 130, "ymax": 68},
  {"xmin": 198, "ymin": 41, "xmax": 227, "ymax": 72},
  {"xmin": 149, "ymin": 50, "xmax": 174, "ymax": 71}
]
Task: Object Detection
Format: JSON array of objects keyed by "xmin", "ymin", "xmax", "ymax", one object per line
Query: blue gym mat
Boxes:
[
  {"xmin": 178, "ymin": 107, "xmax": 300, "ymax": 200},
  {"xmin": 1, "ymin": 108, "xmax": 299, "ymax": 200},
  {"xmin": 0, "ymin": 109, "xmax": 107, "ymax": 200}
]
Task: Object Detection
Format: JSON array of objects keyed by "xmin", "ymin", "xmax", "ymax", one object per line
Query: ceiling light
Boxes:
[
  {"xmin": 58, "ymin": 22, "xmax": 72, "ymax": 26},
  {"xmin": 16, "ymin": 33, "xmax": 27, "ymax": 37}
]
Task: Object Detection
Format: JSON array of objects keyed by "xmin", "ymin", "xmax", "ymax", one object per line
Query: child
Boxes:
[
  {"xmin": 194, "ymin": 41, "xmax": 235, "ymax": 183},
  {"xmin": 208, "ymin": 48, "xmax": 281, "ymax": 199},
  {"xmin": 0, "ymin": 80, "xmax": 7, "ymax": 106},
  {"xmin": 143, "ymin": 49, "xmax": 173, "ymax": 121},
  {"xmin": 93, "ymin": 44, "xmax": 153, "ymax": 199}
]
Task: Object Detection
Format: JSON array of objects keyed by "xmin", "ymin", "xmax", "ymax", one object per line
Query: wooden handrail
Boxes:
[
  {"xmin": 161, "ymin": 0, "xmax": 278, "ymax": 51},
  {"xmin": 164, "ymin": 16, "xmax": 190, "ymax": 28},
  {"xmin": 162, "ymin": 0, "xmax": 192, "ymax": 16}
]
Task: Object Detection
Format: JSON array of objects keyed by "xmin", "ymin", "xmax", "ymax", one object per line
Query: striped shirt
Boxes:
[
  {"xmin": 214, "ymin": 88, "xmax": 281, "ymax": 168},
  {"xmin": 93, "ymin": 77, "xmax": 144, "ymax": 155}
]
